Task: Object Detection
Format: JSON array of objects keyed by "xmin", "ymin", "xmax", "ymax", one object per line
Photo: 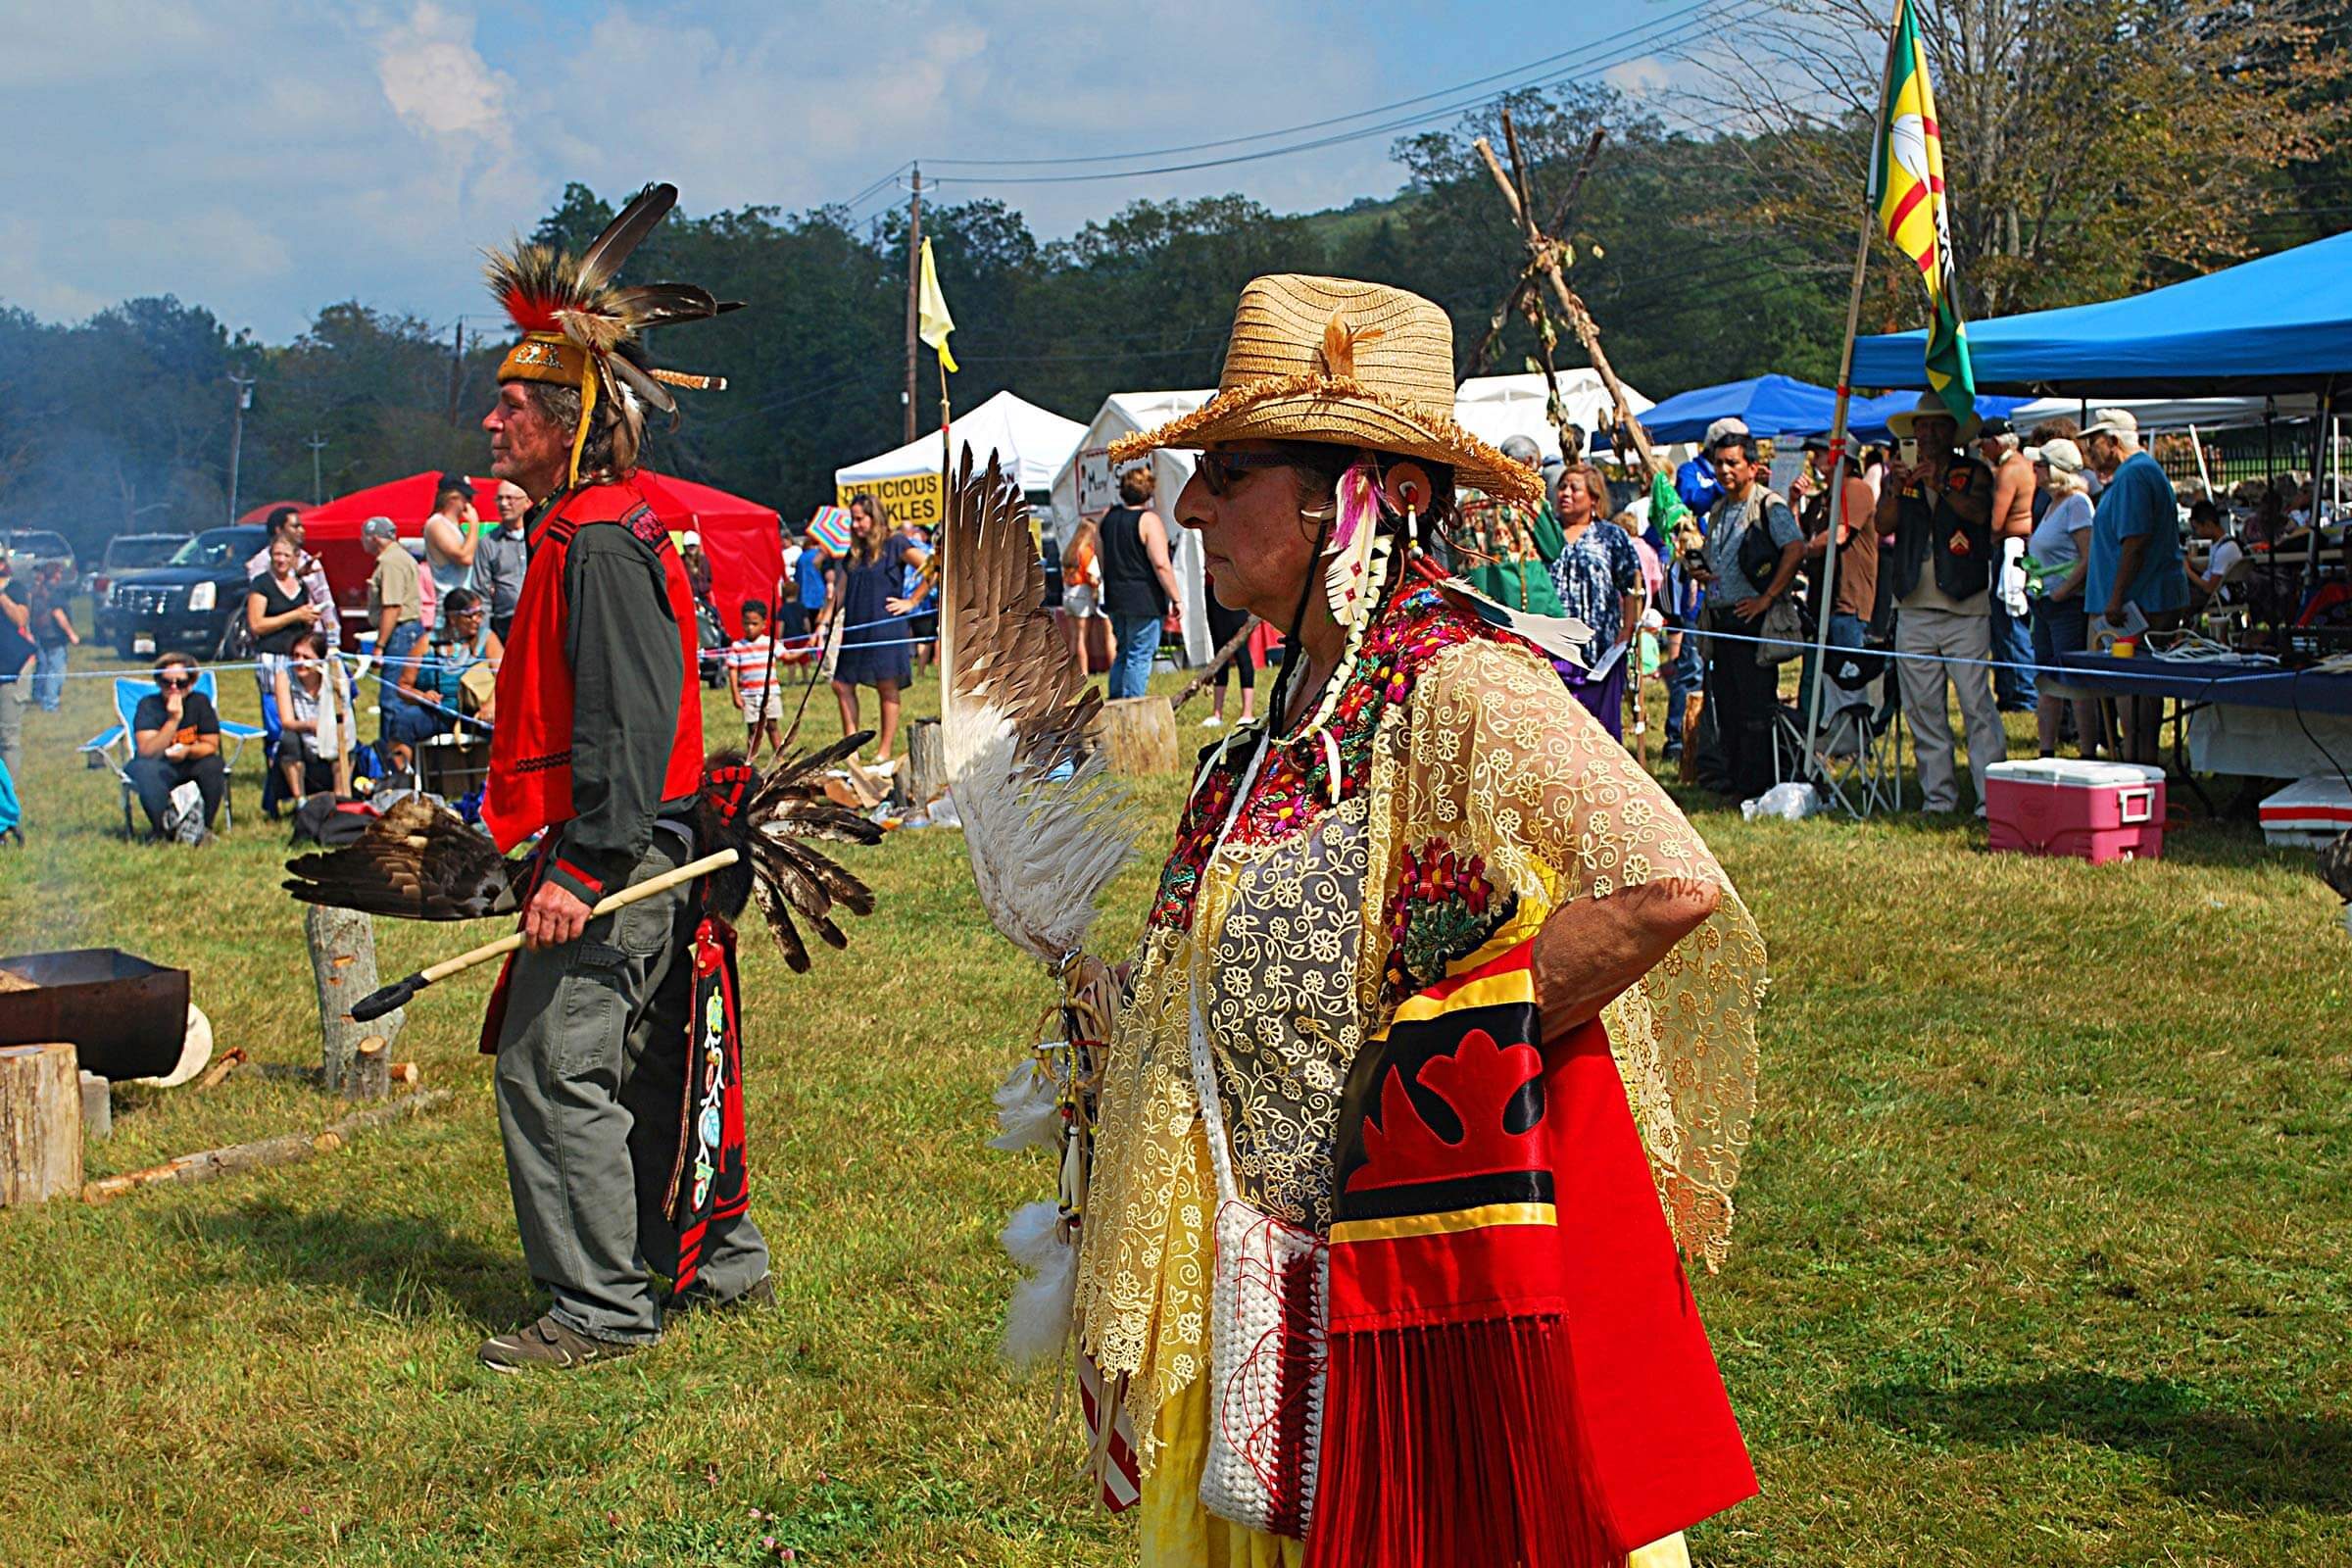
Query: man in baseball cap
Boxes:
[{"xmin": 2080, "ymin": 408, "xmax": 2189, "ymax": 762}]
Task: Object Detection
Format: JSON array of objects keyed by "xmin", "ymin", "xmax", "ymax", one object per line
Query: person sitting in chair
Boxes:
[
  {"xmin": 272, "ymin": 628, "xmax": 354, "ymax": 801},
  {"xmin": 127, "ymin": 652, "xmax": 224, "ymax": 843},
  {"xmin": 391, "ymin": 587, "xmax": 501, "ymax": 745}
]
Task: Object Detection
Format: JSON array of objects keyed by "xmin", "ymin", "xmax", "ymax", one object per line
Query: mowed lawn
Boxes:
[{"xmin": 0, "ymin": 635, "xmax": 2346, "ymax": 1567}]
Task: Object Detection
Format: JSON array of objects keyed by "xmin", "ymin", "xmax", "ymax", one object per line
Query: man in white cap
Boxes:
[
  {"xmin": 2080, "ymin": 407, "xmax": 2188, "ymax": 762},
  {"xmin": 1877, "ymin": 395, "xmax": 2006, "ymax": 814}
]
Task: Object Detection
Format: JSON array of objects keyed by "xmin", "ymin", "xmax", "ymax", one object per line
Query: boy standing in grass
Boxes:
[{"xmin": 725, "ymin": 601, "xmax": 786, "ymax": 762}]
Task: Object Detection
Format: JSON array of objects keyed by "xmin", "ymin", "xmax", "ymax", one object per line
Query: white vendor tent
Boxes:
[
  {"xmin": 1050, "ymin": 391, "xmax": 1216, "ymax": 664},
  {"xmin": 2005, "ymin": 393, "xmax": 2318, "ymax": 433},
  {"xmin": 834, "ymin": 389, "xmax": 1085, "ymax": 529},
  {"xmin": 1454, "ymin": 370, "xmax": 1653, "ymax": 462}
]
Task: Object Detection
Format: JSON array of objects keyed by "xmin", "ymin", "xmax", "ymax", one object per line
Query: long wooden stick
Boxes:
[
  {"xmin": 1474, "ymin": 131, "xmax": 1658, "ymax": 475},
  {"xmin": 82, "ymin": 1089, "xmax": 454, "ymax": 1204},
  {"xmin": 349, "ymin": 850, "xmax": 740, "ymax": 1021},
  {"xmin": 1169, "ymin": 620, "xmax": 1258, "ymax": 711},
  {"xmin": 1799, "ymin": 6, "xmax": 1907, "ymax": 803}
]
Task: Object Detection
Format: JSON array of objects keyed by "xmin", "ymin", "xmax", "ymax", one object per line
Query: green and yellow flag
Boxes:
[
  {"xmin": 1870, "ymin": 0, "xmax": 1974, "ymax": 422},
  {"xmin": 917, "ymin": 236, "xmax": 958, "ymax": 374}
]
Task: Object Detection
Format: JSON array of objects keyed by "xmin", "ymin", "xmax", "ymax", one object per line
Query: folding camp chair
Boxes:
[
  {"xmin": 1777, "ymin": 642, "xmax": 1904, "ymax": 818},
  {"xmin": 76, "ymin": 671, "xmax": 263, "ymax": 835}
]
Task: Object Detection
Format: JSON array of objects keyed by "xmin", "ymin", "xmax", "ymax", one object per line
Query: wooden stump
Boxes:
[
  {"xmin": 1096, "ymin": 695, "xmax": 1179, "ymax": 776},
  {"xmin": 906, "ymin": 719, "xmax": 948, "ymax": 808},
  {"xmin": 0, "ymin": 1042, "xmax": 82, "ymax": 1207},
  {"xmin": 1678, "ymin": 692, "xmax": 1705, "ymax": 786},
  {"xmin": 79, "ymin": 1071, "xmax": 111, "ymax": 1144},
  {"xmin": 350, "ymin": 1036, "xmax": 389, "ymax": 1102},
  {"xmin": 306, "ymin": 906, "xmax": 403, "ymax": 1097}
]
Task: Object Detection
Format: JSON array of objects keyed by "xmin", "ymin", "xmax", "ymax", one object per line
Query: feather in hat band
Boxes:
[{"xmin": 1108, "ymin": 273, "xmax": 1543, "ymax": 507}]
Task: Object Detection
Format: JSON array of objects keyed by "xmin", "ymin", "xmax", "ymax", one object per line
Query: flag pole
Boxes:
[{"xmin": 1800, "ymin": 0, "xmax": 1909, "ymax": 808}]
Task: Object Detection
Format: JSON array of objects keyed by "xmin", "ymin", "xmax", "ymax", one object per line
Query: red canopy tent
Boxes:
[{"xmin": 299, "ymin": 470, "xmax": 783, "ymax": 640}]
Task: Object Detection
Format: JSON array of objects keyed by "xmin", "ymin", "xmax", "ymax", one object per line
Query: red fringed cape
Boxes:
[{"xmin": 1307, "ymin": 936, "xmax": 1756, "ymax": 1568}]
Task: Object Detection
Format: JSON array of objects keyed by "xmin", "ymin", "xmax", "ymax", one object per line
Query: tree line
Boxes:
[{"xmin": 3, "ymin": 1, "xmax": 2340, "ymax": 560}]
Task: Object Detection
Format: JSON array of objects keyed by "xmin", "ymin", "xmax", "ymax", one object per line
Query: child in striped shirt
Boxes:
[{"xmin": 725, "ymin": 601, "xmax": 786, "ymax": 762}]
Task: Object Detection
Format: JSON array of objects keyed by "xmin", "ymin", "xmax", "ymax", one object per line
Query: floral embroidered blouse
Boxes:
[{"xmin": 1073, "ymin": 584, "xmax": 1768, "ymax": 1462}]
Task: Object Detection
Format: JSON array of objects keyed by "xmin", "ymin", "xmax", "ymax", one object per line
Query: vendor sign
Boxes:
[{"xmin": 834, "ymin": 471, "xmax": 941, "ymax": 528}]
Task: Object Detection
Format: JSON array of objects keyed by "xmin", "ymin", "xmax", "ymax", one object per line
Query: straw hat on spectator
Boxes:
[
  {"xmin": 1886, "ymin": 392, "xmax": 1982, "ymax": 442},
  {"xmin": 1107, "ymin": 273, "xmax": 1539, "ymax": 503}
]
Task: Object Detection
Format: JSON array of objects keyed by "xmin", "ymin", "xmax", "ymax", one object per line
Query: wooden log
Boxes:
[
  {"xmin": 349, "ymin": 1036, "xmax": 389, "ymax": 1102},
  {"xmin": 0, "ymin": 1043, "xmax": 82, "ymax": 1207},
  {"xmin": 80, "ymin": 1088, "xmax": 453, "ymax": 1205},
  {"xmin": 1678, "ymin": 692, "xmax": 1705, "ymax": 786},
  {"xmin": 906, "ymin": 719, "xmax": 947, "ymax": 808},
  {"xmin": 78, "ymin": 1071, "xmax": 111, "ymax": 1144},
  {"xmin": 388, "ymin": 1061, "xmax": 420, "ymax": 1087},
  {"xmin": 1095, "ymin": 695, "xmax": 1179, "ymax": 776},
  {"xmin": 306, "ymin": 905, "xmax": 402, "ymax": 1097},
  {"xmin": 195, "ymin": 1048, "xmax": 246, "ymax": 1092}
]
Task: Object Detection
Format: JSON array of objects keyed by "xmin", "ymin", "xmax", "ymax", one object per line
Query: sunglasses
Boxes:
[
  {"xmin": 157, "ymin": 674, "xmax": 194, "ymax": 690},
  {"xmin": 1196, "ymin": 450, "xmax": 1294, "ymax": 497}
]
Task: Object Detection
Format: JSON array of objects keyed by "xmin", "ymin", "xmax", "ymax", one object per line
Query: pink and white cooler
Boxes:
[{"xmin": 1984, "ymin": 759, "xmax": 2167, "ymax": 864}]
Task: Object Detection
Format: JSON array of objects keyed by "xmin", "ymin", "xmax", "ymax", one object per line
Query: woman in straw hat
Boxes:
[{"xmin": 1078, "ymin": 274, "xmax": 1766, "ymax": 1567}]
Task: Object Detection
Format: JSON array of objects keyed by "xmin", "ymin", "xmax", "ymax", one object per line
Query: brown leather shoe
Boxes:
[{"xmin": 476, "ymin": 1313, "xmax": 643, "ymax": 1373}]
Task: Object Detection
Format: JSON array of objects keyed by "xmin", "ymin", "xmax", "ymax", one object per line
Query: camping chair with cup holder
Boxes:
[{"xmin": 76, "ymin": 671, "xmax": 263, "ymax": 836}]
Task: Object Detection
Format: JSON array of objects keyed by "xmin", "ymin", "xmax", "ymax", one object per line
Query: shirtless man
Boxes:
[{"xmin": 1976, "ymin": 419, "xmax": 2037, "ymax": 710}]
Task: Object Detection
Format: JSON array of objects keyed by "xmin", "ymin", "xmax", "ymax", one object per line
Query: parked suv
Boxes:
[
  {"xmin": 90, "ymin": 532, "xmax": 191, "ymax": 643},
  {"xmin": 1, "ymin": 529, "xmax": 75, "ymax": 581},
  {"xmin": 105, "ymin": 525, "xmax": 268, "ymax": 660}
]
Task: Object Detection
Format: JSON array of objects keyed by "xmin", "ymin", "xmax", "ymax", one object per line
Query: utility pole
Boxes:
[
  {"xmin": 904, "ymin": 164, "xmax": 922, "ymax": 444},
  {"xmin": 446, "ymin": 319, "xmax": 466, "ymax": 426},
  {"xmin": 226, "ymin": 373, "xmax": 256, "ymax": 523},
  {"xmin": 306, "ymin": 430, "xmax": 329, "ymax": 504}
]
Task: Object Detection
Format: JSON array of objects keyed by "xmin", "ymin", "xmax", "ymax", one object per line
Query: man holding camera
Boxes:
[
  {"xmin": 1690, "ymin": 431, "xmax": 1804, "ymax": 801},
  {"xmin": 1878, "ymin": 396, "xmax": 2016, "ymax": 815}
]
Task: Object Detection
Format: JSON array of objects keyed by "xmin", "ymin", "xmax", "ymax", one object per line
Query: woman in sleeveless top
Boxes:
[
  {"xmin": 1099, "ymin": 465, "xmax": 1181, "ymax": 700},
  {"xmin": 820, "ymin": 492, "xmax": 931, "ymax": 764}
]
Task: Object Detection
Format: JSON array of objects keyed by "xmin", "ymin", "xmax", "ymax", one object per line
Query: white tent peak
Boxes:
[{"xmin": 835, "ymin": 388, "xmax": 1086, "ymax": 496}]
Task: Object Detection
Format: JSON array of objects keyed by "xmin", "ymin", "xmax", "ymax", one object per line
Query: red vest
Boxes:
[{"xmin": 482, "ymin": 478, "xmax": 704, "ymax": 853}]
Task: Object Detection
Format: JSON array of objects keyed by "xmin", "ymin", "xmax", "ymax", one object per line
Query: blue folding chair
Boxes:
[{"xmin": 77, "ymin": 671, "xmax": 263, "ymax": 835}]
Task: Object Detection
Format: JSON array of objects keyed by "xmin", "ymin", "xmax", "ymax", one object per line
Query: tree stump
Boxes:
[
  {"xmin": 1096, "ymin": 695, "xmax": 1179, "ymax": 776},
  {"xmin": 79, "ymin": 1071, "xmax": 111, "ymax": 1144},
  {"xmin": 906, "ymin": 719, "xmax": 948, "ymax": 808},
  {"xmin": 349, "ymin": 1037, "xmax": 389, "ymax": 1102},
  {"xmin": 306, "ymin": 906, "xmax": 404, "ymax": 1097},
  {"xmin": 0, "ymin": 1043, "xmax": 82, "ymax": 1207}
]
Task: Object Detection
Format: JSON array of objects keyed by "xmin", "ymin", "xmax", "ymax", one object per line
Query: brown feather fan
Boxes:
[
  {"xmin": 938, "ymin": 449, "xmax": 1137, "ymax": 965},
  {"xmin": 282, "ymin": 794, "xmax": 527, "ymax": 919},
  {"xmin": 284, "ymin": 740, "xmax": 885, "ymax": 972}
]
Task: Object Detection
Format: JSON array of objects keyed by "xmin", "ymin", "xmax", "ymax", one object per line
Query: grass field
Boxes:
[{"xmin": 1, "ymin": 635, "xmax": 2346, "ymax": 1567}]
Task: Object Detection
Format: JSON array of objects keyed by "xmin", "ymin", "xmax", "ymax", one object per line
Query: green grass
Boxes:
[{"xmin": 1, "ymin": 637, "xmax": 2346, "ymax": 1566}]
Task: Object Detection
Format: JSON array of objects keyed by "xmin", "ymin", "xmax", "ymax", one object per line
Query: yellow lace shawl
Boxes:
[{"xmin": 1074, "ymin": 627, "xmax": 1768, "ymax": 1465}]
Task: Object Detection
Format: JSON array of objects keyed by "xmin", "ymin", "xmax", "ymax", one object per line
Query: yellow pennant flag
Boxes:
[{"xmin": 917, "ymin": 236, "xmax": 957, "ymax": 373}]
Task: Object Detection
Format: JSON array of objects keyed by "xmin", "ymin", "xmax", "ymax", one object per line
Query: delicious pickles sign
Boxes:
[{"xmin": 832, "ymin": 472, "xmax": 941, "ymax": 528}]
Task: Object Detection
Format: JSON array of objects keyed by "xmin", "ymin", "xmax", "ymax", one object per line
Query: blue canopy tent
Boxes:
[
  {"xmin": 1631, "ymin": 372, "xmax": 2022, "ymax": 444},
  {"xmin": 1850, "ymin": 229, "xmax": 2352, "ymax": 396}
]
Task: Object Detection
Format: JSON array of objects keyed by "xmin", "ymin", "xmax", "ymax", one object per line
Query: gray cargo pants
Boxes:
[{"xmin": 493, "ymin": 823, "xmax": 769, "ymax": 1343}]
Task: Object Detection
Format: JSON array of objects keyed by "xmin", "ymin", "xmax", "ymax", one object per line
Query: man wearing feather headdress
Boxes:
[{"xmin": 469, "ymin": 182, "xmax": 768, "ymax": 1371}]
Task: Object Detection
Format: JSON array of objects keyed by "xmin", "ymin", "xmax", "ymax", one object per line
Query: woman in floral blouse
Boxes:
[{"xmin": 1078, "ymin": 274, "xmax": 1768, "ymax": 1568}]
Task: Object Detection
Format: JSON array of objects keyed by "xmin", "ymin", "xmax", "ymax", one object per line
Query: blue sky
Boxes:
[{"xmin": 4, "ymin": 0, "xmax": 1707, "ymax": 340}]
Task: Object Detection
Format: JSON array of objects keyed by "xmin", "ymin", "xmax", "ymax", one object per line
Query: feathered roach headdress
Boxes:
[{"xmin": 484, "ymin": 181, "xmax": 740, "ymax": 485}]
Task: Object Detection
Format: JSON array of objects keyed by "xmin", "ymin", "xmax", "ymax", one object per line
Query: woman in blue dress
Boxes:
[{"xmin": 820, "ymin": 492, "xmax": 930, "ymax": 764}]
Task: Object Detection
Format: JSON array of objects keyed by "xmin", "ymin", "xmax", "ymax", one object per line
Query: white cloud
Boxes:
[
  {"xmin": 1603, "ymin": 55, "xmax": 1676, "ymax": 95},
  {"xmin": 373, "ymin": 1, "xmax": 509, "ymax": 138}
]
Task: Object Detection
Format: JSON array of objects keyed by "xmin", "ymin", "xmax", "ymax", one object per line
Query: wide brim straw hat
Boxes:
[
  {"xmin": 1886, "ymin": 391, "xmax": 1983, "ymax": 443},
  {"xmin": 1108, "ymin": 273, "xmax": 1540, "ymax": 505}
]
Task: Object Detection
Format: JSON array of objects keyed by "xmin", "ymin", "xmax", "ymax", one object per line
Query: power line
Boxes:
[
  {"xmin": 922, "ymin": 0, "xmax": 1731, "ymax": 172},
  {"xmin": 922, "ymin": 0, "xmax": 1769, "ymax": 188}
]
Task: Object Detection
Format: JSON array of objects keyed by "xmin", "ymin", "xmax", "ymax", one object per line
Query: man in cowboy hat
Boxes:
[
  {"xmin": 470, "ymin": 184, "xmax": 766, "ymax": 1371},
  {"xmin": 1878, "ymin": 393, "xmax": 2006, "ymax": 815}
]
